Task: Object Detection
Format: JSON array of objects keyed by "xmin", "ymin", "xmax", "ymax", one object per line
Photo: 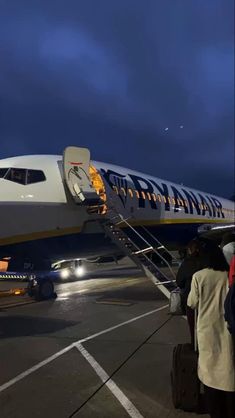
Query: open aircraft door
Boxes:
[{"xmin": 63, "ymin": 147, "xmax": 101, "ymax": 206}]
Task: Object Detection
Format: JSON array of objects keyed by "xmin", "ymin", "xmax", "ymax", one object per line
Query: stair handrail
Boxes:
[
  {"xmin": 103, "ymin": 219, "xmax": 176, "ymax": 283},
  {"xmin": 138, "ymin": 225, "xmax": 179, "ymax": 263},
  {"xmin": 105, "ymin": 207, "xmax": 176, "ymax": 279}
]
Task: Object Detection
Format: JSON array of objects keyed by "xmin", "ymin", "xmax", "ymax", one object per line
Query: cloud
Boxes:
[{"xmin": 0, "ymin": 0, "xmax": 234, "ymax": 197}]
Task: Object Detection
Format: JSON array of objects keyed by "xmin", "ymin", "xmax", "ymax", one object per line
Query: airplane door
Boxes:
[{"xmin": 63, "ymin": 147, "xmax": 101, "ymax": 206}]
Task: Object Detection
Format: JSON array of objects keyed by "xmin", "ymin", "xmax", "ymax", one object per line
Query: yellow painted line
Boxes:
[
  {"xmin": 90, "ymin": 278, "xmax": 143, "ymax": 292},
  {"xmin": 95, "ymin": 299, "xmax": 133, "ymax": 306},
  {"xmin": 0, "ymin": 299, "xmax": 36, "ymax": 309}
]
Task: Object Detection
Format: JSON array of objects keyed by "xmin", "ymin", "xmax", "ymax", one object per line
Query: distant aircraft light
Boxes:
[{"xmin": 164, "ymin": 127, "xmax": 169, "ymax": 131}]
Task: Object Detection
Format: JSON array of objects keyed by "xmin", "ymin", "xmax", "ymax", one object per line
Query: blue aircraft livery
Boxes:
[{"xmin": 100, "ymin": 168, "xmax": 225, "ymax": 218}]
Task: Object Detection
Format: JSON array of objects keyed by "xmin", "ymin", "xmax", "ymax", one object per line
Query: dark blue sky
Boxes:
[{"xmin": 0, "ymin": 0, "xmax": 234, "ymax": 197}]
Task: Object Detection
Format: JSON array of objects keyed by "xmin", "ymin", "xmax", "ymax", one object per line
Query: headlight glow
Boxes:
[
  {"xmin": 75, "ymin": 266, "xmax": 85, "ymax": 277},
  {"xmin": 60, "ymin": 268, "xmax": 70, "ymax": 279}
]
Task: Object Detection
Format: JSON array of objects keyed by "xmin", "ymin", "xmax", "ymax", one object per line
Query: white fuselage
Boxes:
[{"xmin": 0, "ymin": 154, "xmax": 234, "ymax": 258}]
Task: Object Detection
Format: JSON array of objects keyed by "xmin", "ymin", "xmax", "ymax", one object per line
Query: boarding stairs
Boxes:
[
  {"xmin": 101, "ymin": 209, "xmax": 177, "ymax": 298},
  {"xmin": 62, "ymin": 146, "xmax": 178, "ymax": 297}
]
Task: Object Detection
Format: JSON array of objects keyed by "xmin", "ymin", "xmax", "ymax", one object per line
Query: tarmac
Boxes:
[{"xmin": 0, "ymin": 265, "xmax": 210, "ymax": 418}]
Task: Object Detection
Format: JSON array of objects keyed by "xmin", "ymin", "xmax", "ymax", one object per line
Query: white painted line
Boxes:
[
  {"xmin": 0, "ymin": 344, "xmax": 74, "ymax": 393},
  {"xmin": 79, "ymin": 304, "xmax": 168, "ymax": 343},
  {"xmin": 0, "ymin": 304, "xmax": 168, "ymax": 393},
  {"xmin": 76, "ymin": 343, "xmax": 143, "ymax": 418}
]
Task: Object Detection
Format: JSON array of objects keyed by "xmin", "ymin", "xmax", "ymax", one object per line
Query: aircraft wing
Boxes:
[{"xmin": 198, "ymin": 223, "xmax": 235, "ymax": 242}]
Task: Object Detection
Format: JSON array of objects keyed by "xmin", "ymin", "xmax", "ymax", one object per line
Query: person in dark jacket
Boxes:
[{"xmin": 176, "ymin": 238, "xmax": 213, "ymax": 346}]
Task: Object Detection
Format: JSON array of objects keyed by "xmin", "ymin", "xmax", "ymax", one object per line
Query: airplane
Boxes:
[{"xmin": 0, "ymin": 146, "xmax": 234, "ymax": 295}]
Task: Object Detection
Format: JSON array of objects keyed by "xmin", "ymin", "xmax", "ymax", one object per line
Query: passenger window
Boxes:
[
  {"xmin": 6, "ymin": 168, "xmax": 26, "ymax": 185},
  {"xmin": 151, "ymin": 193, "xmax": 157, "ymax": 202},
  {"xmin": 128, "ymin": 188, "xmax": 133, "ymax": 198},
  {"xmin": 177, "ymin": 199, "xmax": 184, "ymax": 206},
  {"xmin": 26, "ymin": 170, "xmax": 46, "ymax": 184},
  {"xmin": 112, "ymin": 185, "xmax": 118, "ymax": 194},
  {"xmin": 0, "ymin": 168, "xmax": 9, "ymax": 178}
]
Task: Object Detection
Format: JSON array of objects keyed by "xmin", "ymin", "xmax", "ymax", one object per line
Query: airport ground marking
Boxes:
[
  {"xmin": 0, "ymin": 304, "xmax": 168, "ymax": 393},
  {"xmin": 74, "ymin": 343, "xmax": 144, "ymax": 418},
  {"xmin": 78, "ymin": 304, "xmax": 168, "ymax": 343},
  {"xmin": 0, "ymin": 344, "xmax": 74, "ymax": 393}
]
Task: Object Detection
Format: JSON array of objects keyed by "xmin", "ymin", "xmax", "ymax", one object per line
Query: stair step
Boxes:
[{"xmin": 103, "ymin": 216, "xmax": 176, "ymax": 294}]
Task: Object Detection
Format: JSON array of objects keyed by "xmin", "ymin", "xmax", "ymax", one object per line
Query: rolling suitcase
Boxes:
[
  {"xmin": 171, "ymin": 343, "xmax": 200, "ymax": 412},
  {"xmin": 171, "ymin": 311, "xmax": 201, "ymax": 412}
]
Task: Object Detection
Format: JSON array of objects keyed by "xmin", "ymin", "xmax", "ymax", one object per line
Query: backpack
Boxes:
[{"xmin": 224, "ymin": 283, "xmax": 235, "ymax": 335}]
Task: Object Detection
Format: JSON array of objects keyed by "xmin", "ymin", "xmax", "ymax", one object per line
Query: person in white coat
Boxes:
[{"xmin": 187, "ymin": 245, "xmax": 235, "ymax": 418}]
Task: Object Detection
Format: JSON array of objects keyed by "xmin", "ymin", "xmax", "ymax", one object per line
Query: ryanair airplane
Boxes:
[{"xmin": 0, "ymin": 146, "xmax": 234, "ymax": 277}]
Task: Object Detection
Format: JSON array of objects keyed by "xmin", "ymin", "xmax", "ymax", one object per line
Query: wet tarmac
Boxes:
[{"xmin": 0, "ymin": 267, "xmax": 209, "ymax": 417}]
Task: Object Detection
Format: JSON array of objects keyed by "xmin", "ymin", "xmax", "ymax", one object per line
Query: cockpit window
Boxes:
[
  {"xmin": 6, "ymin": 168, "xmax": 26, "ymax": 185},
  {"xmin": 0, "ymin": 168, "xmax": 9, "ymax": 178},
  {"xmin": 3, "ymin": 168, "xmax": 46, "ymax": 185},
  {"xmin": 26, "ymin": 170, "xmax": 46, "ymax": 184}
]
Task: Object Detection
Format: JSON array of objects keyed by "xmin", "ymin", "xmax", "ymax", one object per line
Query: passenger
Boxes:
[
  {"xmin": 187, "ymin": 245, "xmax": 235, "ymax": 418},
  {"xmin": 176, "ymin": 238, "xmax": 208, "ymax": 346}
]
